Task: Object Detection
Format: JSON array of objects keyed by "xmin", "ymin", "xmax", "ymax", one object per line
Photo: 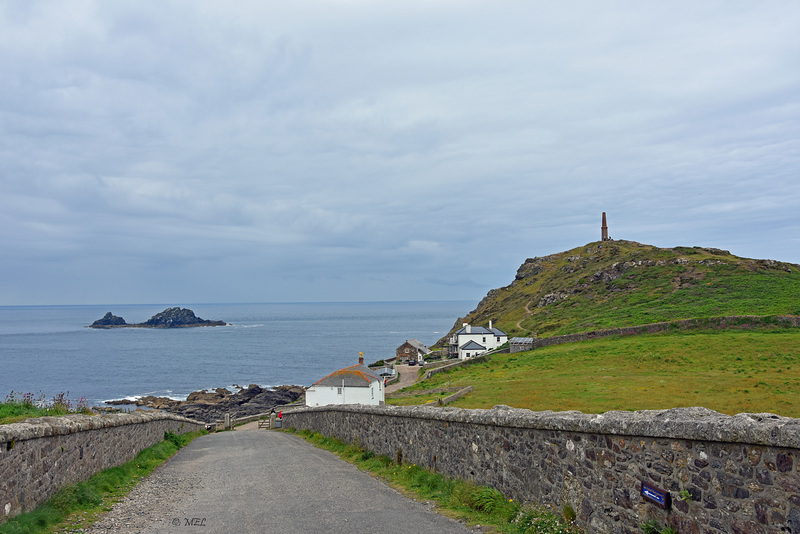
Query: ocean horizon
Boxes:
[{"xmin": 0, "ymin": 301, "xmax": 474, "ymax": 408}]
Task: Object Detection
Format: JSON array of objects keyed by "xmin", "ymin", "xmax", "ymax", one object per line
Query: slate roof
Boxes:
[
  {"xmin": 312, "ymin": 363, "xmax": 382, "ymax": 388},
  {"xmin": 460, "ymin": 340, "xmax": 486, "ymax": 351},
  {"xmin": 510, "ymin": 337, "xmax": 536, "ymax": 343},
  {"xmin": 454, "ymin": 325, "xmax": 507, "ymax": 336},
  {"xmin": 406, "ymin": 339, "xmax": 431, "ymax": 354}
]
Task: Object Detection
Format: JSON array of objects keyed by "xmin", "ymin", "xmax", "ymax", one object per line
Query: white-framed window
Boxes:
[{"xmin": 337, "ymin": 387, "xmax": 343, "ymax": 395}]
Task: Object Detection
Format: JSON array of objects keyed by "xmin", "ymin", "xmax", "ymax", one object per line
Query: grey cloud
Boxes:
[{"xmin": 1, "ymin": 1, "xmax": 798, "ymax": 305}]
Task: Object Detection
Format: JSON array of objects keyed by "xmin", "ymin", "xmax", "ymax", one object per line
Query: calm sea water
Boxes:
[{"xmin": 0, "ymin": 301, "xmax": 472, "ymax": 407}]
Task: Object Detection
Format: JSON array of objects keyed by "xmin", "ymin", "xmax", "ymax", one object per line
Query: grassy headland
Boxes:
[
  {"xmin": 401, "ymin": 241, "xmax": 800, "ymax": 417},
  {"xmin": 441, "ymin": 240, "xmax": 800, "ymax": 340}
]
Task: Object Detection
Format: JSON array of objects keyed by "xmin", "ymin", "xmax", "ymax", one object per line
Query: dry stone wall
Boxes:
[
  {"xmin": 0, "ymin": 411, "xmax": 204, "ymax": 522},
  {"xmin": 284, "ymin": 404, "xmax": 800, "ymax": 533},
  {"xmin": 529, "ymin": 315, "xmax": 800, "ymax": 351}
]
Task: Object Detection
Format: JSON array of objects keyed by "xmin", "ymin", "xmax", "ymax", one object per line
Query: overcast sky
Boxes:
[{"xmin": 1, "ymin": 1, "xmax": 798, "ymax": 306}]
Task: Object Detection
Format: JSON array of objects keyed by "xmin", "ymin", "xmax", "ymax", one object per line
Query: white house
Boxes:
[
  {"xmin": 305, "ymin": 354, "xmax": 385, "ymax": 407},
  {"xmin": 449, "ymin": 321, "xmax": 508, "ymax": 360}
]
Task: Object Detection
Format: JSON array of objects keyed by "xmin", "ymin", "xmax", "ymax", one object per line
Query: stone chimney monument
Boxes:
[{"xmin": 601, "ymin": 212, "xmax": 610, "ymax": 241}]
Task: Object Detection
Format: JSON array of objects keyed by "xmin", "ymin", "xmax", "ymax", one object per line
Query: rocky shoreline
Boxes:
[{"xmin": 105, "ymin": 384, "xmax": 305, "ymax": 423}]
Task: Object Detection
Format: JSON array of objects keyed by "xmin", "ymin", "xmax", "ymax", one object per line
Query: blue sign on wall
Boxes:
[{"xmin": 641, "ymin": 481, "xmax": 671, "ymax": 509}]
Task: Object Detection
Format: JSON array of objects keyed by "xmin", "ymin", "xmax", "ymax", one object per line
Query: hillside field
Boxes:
[{"xmin": 391, "ymin": 329, "xmax": 800, "ymax": 418}]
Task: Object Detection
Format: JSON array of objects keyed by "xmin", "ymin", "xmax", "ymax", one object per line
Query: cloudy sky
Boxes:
[{"xmin": 1, "ymin": 1, "xmax": 798, "ymax": 306}]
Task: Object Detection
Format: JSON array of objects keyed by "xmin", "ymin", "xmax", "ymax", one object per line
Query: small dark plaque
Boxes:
[{"xmin": 641, "ymin": 481, "xmax": 671, "ymax": 509}]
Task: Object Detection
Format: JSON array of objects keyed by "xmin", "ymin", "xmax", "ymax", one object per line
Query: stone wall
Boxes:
[
  {"xmin": 284, "ymin": 404, "xmax": 800, "ymax": 533},
  {"xmin": 0, "ymin": 411, "xmax": 204, "ymax": 522},
  {"xmin": 529, "ymin": 315, "xmax": 800, "ymax": 351}
]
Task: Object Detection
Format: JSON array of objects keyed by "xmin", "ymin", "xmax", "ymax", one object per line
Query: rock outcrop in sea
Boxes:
[
  {"xmin": 107, "ymin": 385, "xmax": 305, "ymax": 422},
  {"xmin": 91, "ymin": 312, "xmax": 127, "ymax": 327},
  {"xmin": 89, "ymin": 307, "xmax": 226, "ymax": 328}
]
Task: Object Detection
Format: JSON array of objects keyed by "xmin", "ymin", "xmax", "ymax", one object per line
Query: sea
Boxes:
[{"xmin": 0, "ymin": 301, "xmax": 473, "ymax": 408}]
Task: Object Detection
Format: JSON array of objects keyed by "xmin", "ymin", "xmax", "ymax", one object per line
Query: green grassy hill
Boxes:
[{"xmin": 442, "ymin": 240, "xmax": 800, "ymax": 341}]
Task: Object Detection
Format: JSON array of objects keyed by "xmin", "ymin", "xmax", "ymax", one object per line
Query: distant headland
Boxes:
[{"xmin": 88, "ymin": 307, "xmax": 227, "ymax": 328}]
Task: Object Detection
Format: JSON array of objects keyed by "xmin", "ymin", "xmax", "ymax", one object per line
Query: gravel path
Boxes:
[
  {"xmin": 80, "ymin": 423, "xmax": 476, "ymax": 534},
  {"xmin": 385, "ymin": 363, "xmax": 421, "ymax": 394}
]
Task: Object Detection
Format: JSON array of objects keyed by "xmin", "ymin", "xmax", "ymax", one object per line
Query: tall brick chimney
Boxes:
[
  {"xmin": 601, "ymin": 212, "xmax": 609, "ymax": 241},
  {"xmin": 358, "ymin": 352, "xmax": 364, "ymax": 365}
]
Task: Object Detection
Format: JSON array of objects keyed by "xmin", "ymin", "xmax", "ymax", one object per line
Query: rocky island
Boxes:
[{"xmin": 88, "ymin": 307, "xmax": 227, "ymax": 328}]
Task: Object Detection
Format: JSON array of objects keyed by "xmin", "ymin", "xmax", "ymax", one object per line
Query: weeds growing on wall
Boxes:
[
  {"xmin": 1, "ymin": 391, "xmax": 92, "ymax": 425},
  {"xmin": 641, "ymin": 519, "xmax": 678, "ymax": 534},
  {"xmin": 289, "ymin": 428, "xmax": 582, "ymax": 534},
  {"xmin": 0, "ymin": 429, "xmax": 206, "ymax": 534}
]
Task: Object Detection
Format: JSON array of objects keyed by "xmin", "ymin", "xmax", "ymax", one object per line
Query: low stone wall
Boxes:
[
  {"xmin": 0, "ymin": 411, "xmax": 204, "ymax": 523},
  {"xmin": 438, "ymin": 386, "xmax": 473, "ymax": 406},
  {"xmin": 284, "ymin": 404, "xmax": 800, "ymax": 533},
  {"xmin": 530, "ymin": 315, "xmax": 800, "ymax": 351}
]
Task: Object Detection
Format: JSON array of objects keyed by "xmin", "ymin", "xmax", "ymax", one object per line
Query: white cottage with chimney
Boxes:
[
  {"xmin": 305, "ymin": 354, "xmax": 385, "ymax": 407},
  {"xmin": 448, "ymin": 321, "xmax": 508, "ymax": 360}
]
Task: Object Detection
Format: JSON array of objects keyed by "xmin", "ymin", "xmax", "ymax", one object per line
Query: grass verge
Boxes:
[
  {"xmin": 286, "ymin": 427, "xmax": 582, "ymax": 534},
  {"xmin": 0, "ymin": 429, "xmax": 206, "ymax": 534}
]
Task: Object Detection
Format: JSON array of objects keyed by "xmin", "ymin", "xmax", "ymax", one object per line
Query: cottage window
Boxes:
[
  {"xmin": 404, "ymin": 348, "xmax": 409, "ymax": 353},
  {"xmin": 337, "ymin": 387, "xmax": 343, "ymax": 395},
  {"xmin": 483, "ymin": 337, "xmax": 486, "ymax": 343}
]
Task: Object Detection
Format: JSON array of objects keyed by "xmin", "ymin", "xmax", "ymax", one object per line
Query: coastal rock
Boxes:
[
  {"xmin": 90, "ymin": 312, "xmax": 127, "ymax": 327},
  {"xmin": 149, "ymin": 397, "xmax": 181, "ymax": 410},
  {"xmin": 106, "ymin": 385, "xmax": 305, "ymax": 423},
  {"xmin": 88, "ymin": 307, "xmax": 226, "ymax": 328},
  {"xmin": 185, "ymin": 389, "xmax": 231, "ymax": 404},
  {"xmin": 141, "ymin": 307, "xmax": 226, "ymax": 328}
]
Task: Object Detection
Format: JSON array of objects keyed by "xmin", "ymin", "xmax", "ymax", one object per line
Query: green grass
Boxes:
[
  {"xmin": 287, "ymin": 428, "xmax": 581, "ymax": 534},
  {"xmin": 0, "ymin": 429, "xmax": 206, "ymax": 534},
  {"xmin": 520, "ymin": 266, "xmax": 800, "ymax": 336},
  {"xmin": 395, "ymin": 329, "xmax": 800, "ymax": 417},
  {"xmin": 389, "ymin": 394, "xmax": 440, "ymax": 406},
  {"xmin": 1, "ymin": 392, "xmax": 92, "ymax": 425}
]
